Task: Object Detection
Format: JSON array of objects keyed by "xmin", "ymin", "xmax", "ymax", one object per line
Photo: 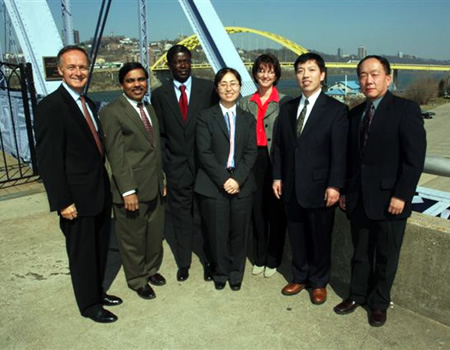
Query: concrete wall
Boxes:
[{"xmin": 330, "ymin": 210, "xmax": 450, "ymax": 327}]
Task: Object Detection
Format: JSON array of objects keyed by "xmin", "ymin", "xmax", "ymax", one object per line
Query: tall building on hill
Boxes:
[{"xmin": 358, "ymin": 46, "xmax": 367, "ymax": 59}]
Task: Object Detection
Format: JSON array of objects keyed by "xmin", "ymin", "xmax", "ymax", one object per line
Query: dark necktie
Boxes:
[
  {"xmin": 79, "ymin": 95, "xmax": 103, "ymax": 155},
  {"xmin": 137, "ymin": 102, "xmax": 154, "ymax": 144},
  {"xmin": 360, "ymin": 102, "xmax": 375, "ymax": 150},
  {"xmin": 179, "ymin": 84, "xmax": 188, "ymax": 121},
  {"xmin": 296, "ymin": 98, "xmax": 309, "ymax": 137}
]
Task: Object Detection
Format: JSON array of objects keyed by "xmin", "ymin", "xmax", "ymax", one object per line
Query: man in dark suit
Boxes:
[
  {"xmin": 99, "ymin": 62, "xmax": 166, "ymax": 300},
  {"xmin": 34, "ymin": 46, "xmax": 121, "ymax": 323},
  {"xmin": 272, "ymin": 53, "xmax": 348, "ymax": 305},
  {"xmin": 151, "ymin": 45, "xmax": 218, "ymax": 282},
  {"xmin": 334, "ymin": 56, "xmax": 426, "ymax": 327}
]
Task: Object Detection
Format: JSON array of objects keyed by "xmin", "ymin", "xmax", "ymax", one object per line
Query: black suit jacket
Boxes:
[
  {"xmin": 151, "ymin": 77, "xmax": 218, "ymax": 185},
  {"xmin": 34, "ymin": 85, "xmax": 110, "ymax": 216},
  {"xmin": 344, "ymin": 91, "xmax": 426, "ymax": 220},
  {"xmin": 272, "ymin": 92, "xmax": 348, "ymax": 208},
  {"xmin": 194, "ymin": 105, "xmax": 258, "ymax": 199}
]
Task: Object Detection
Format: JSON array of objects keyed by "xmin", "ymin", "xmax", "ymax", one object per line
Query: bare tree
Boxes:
[{"xmin": 403, "ymin": 77, "xmax": 439, "ymax": 105}]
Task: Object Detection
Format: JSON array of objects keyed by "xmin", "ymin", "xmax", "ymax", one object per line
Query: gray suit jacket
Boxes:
[
  {"xmin": 99, "ymin": 95, "xmax": 165, "ymax": 204},
  {"xmin": 239, "ymin": 91, "xmax": 290, "ymax": 155}
]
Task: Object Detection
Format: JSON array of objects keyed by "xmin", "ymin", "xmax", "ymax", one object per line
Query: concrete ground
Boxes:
[{"xmin": 1, "ymin": 103, "xmax": 449, "ymax": 349}]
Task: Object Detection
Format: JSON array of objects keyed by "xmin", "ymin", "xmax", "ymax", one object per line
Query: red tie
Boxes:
[
  {"xmin": 80, "ymin": 96, "xmax": 103, "ymax": 155},
  {"xmin": 137, "ymin": 102, "xmax": 154, "ymax": 144},
  {"xmin": 178, "ymin": 84, "xmax": 188, "ymax": 121}
]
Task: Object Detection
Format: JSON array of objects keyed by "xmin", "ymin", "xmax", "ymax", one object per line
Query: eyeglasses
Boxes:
[{"xmin": 218, "ymin": 81, "xmax": 240, "ymax": 90}]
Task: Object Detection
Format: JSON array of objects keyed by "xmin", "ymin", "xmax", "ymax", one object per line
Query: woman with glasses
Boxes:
[
  {"xmin": 194, "ymin": 67, "xmax": 257, "ymax": 291},
  {"xmin": 239, "ymin": 54, "xmax": 291, "ymax": 278}
]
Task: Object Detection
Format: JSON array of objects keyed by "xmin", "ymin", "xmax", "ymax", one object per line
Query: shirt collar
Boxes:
[
  {"xmin": 301, "ymin": 88, "xmax": 321, "ymax": 106},
  {"xmin": 173, "ymin": 76, "xmax": 192, "ymax": 90},
  {"xmin": 367, "ymin": 95, "xmax": 384, "ymax": 111},
  {"xmin": 122, "ymin": 93, "xmax": 144, "ymax": 108},
  {"xmin": 250, "ymin": 86, "xmax": 280, "ymax": 104},
  {"xmin": 62, "ymin": 82, "xmax": 83, "ymax": 101},
  {"xmin": 219, "ymin": 103, "xmax": 237, "ymax": 116}
]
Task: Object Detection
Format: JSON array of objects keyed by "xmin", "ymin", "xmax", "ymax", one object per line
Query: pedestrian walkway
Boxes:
[
  {"xmin": 1, "ymin": 103, "xmax": 450, "ymax": 349},
  {"xmin": 1, "ymin": 191, "xmax": 449, "ymax": 350}
]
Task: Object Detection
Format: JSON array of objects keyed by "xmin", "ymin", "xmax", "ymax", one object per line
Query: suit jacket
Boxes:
[
  {"xmin": 272, "ymin": 92, "xmax": 348, "ymax": 208},
  {"xmin": 34, "ymin": 85, "xmax": 110, "ymax": 216},
  {"xmin": 345, "ymin": 91, "xmax": 426, "ymax": 220},
  {"xmin": 151, "ymin": 77, "xmax": 218, "ymax": 185},
  {"xmin": 239, "ymin": 92, "xmax": 291, "ymax": 156},
  {"xmin": 194, "ymin": 105, "xmax": 258, "ymax": 199},
  {"xmin": 99, "ymin": 95, "xmax": 165, "ymax": 204}
]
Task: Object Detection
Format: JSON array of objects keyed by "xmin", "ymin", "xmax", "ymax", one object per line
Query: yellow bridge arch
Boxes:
[{"xmin": 151, "ymin": 26, "xmax": 308, "ymax": 70}]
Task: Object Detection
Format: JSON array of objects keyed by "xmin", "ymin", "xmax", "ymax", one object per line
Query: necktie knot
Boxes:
[{"xmin": 180, "ymin": 85, "xmax": 186, "ymax": 92}]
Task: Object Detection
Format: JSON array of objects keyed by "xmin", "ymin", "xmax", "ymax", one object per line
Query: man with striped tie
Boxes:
[{"xmin": 99, "ymin": 62, "xmax": 166, "ymax": 301}]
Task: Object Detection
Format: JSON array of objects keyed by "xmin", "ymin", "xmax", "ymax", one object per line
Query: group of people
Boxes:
[{"xmin": 34, "ymin": 44, "xmax": 426, "ymax": 328}]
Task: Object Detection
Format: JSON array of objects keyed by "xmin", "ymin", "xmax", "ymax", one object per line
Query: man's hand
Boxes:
[
  {"xmin": 325, "ymin": 187, "xmax": 340, "ymax": 207},
  {"xmin": 60, "ymin": 203, "xmax": 78, "ymax": 220},
  {"xmin": 388, "ymin": 197, "xmax": 405, "ymax": 215},
  {"xmin": 224, "ymin": 178, "xmax": 240, "ymax": 195},
  {"xmin": 339, "ymin": 195, "xmax": 346, "ymax": 211},
  {"xmin": 163, "ymin": 186, "xmax": 167, "ymax": 197},
  {"xmin": 124, "ymin": 193, "xmax": 139, "ymax": 211},
  {"xmin": 273, "ymin": 180, "xmax": 282, "ymax": 199}
]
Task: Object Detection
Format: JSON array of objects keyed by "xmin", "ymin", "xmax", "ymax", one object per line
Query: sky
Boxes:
[{"xmin": 7, "ymin": 0, "xmax": 450, "ymax": 60}]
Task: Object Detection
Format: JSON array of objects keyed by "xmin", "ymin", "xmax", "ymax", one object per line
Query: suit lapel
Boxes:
[
  {"xmin": 119, "ymin": 95, "xmax": 154, "ymax": 145},
  {"xmin": 289, "ymin": 96, "xmax": 301, "ymax": 140},
  {"xmin": 162, "ymin": 81, "xmax": 186, "ymax": 129},
  {"xmin": 59, "ymin": 86, "xmax": 101, "ymax": 151},
  {"xmin": 214, "ymin": 105, "xmax": 230, "ymax": 140},
  {"xmin": 300, "ymin": 92, "xmax": 326, "ymax": 138}
]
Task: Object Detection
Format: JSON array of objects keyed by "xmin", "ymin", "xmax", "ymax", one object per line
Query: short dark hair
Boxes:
[
  {"xmin": 294, "ymin": 52, "xmax": 326, "ymax": 73},
  {"xmin": 214, "ymin": 67, "xmax": 242, "ymax": 88},
  {"xmin": 57, "ymin": 45, "xmax": 89, "ymax": 66},
  {"xmin": 251, "ymin": 53, "xmax": 281, "ymax": 86},
  {"xmin": 357, "ymin": 55, "xmax": 391, "ymax": 76},
  {"xmin": 167, "ymin": 45, "xmax": 192, "ymax": 63},
  {"xmin": 118, "ymin": 62, "xmax": 148, "ymax": 84}
]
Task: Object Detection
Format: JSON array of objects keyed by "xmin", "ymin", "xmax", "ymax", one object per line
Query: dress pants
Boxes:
[
  {"xmin": 113, "ymin": 194, "xmax": 164, "ymax": 290},
  {"xmin": 286, "ymin": 197, "xmax": 335, "ymax": 288},
  {"xmin": 251, "ymin": 147, "xmax": 286, "ymax": 268},
  {"xmin": 60, "ymin": 202, "xmax": 111, "ymax": 317},
  {"xmin": 349, "ymin": 199, "xmax": 407, "ymax": 310},
  {"xmin": 165, "ymin": 168, "xmax": 197, "ymax": 269},
  {"xmin": 199, "ymin": 193, "xmax": 252, "ymax": 284}
]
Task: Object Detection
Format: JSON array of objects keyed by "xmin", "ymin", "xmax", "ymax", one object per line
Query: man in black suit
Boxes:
[
  {"xmin": 334, "ymin": 56, "xmax": 426, "ymax": 327},
  {"xmin": 272, "ymin": 53, "xmax": 348, "ymax": 305},
  {"xmin": 151, "ymin": 45, "xmax": 218, "ymax": 282},
  {"xmin": 34, "ymin": 46, "xmax": 121, "ymax": 323}
]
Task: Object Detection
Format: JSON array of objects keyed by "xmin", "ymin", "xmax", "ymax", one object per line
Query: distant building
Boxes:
[
  {"xmin": 337, "ymin": 48, "xmax": 343, "ymax": 58},
  {"xmin": 358, "ymin": 46, "xmax": 367, "ymax": 59},
  {"xmin": 326, "ymin": 80, "xmax": 363, "ymax": 102},
  {"xmin": 398, "ymin": 51, "xmax": 404, "ymax": 58},
  {"xmin": 73, "ymin": 30, "xmax": 80, "ymax": 44}
]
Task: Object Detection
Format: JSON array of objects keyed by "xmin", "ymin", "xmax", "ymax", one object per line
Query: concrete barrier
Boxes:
[{"xmin": 330, "ymin": 210, "xmax": 450, "ymax": 326}]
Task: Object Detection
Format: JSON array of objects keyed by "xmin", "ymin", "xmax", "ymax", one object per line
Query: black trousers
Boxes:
[
  {"xmin": 251, "ymin": 147, "xmax": 286, "ymax": 268},
  {"xmin": 60, "ymin": 202, "xmax": 111, "ymax": 317},
  {"xmin": 286, "ymin": 197, "xmax": 335, "ymax": 288},
  {"xmin": 199, "ymin": 193, "xmax": 252, "ymax": 284},
  {"xmin": 165, "ymin": 168, "xmax": 211, "ymax": 269},
  {"xmin": 349, "ymin": 200, "xmax": 407, "ymax": 310}
]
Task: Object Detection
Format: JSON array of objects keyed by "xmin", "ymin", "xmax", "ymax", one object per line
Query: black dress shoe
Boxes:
[
  {"xmin": 369, "ymin": 308, "xmax": 387, "ymax": 327},
  {"xmin": 87, "ymin": 308, "xmax": 118, "ymax": 323},
  {"xmin": 230, "ymin": 282, "xmax": 242, "ymax": 291},
  {"xmin": 177, "ymin": 268, "xmax": 189, "ymax": 282},
  {"xmin": 203, "ymin": 265, "xmax": 213, "ymax": 282},
  {"xmin": 334, "ymin": 299, "xmax": 359, "ymax": 315},
  {"xmin": 136, "ymin": 284, "xmax": 156, "ymax": 300},
  {"xmin": 214, "ymin": 281, "xmax": 226, "ymax": 290},
  {"xmin": 103, "ymin": 294, "xmax": 123, "ymax": 306},
  {"xmin": 148, "ymin": 273, "xmax": 166, "ymax": 286}
]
